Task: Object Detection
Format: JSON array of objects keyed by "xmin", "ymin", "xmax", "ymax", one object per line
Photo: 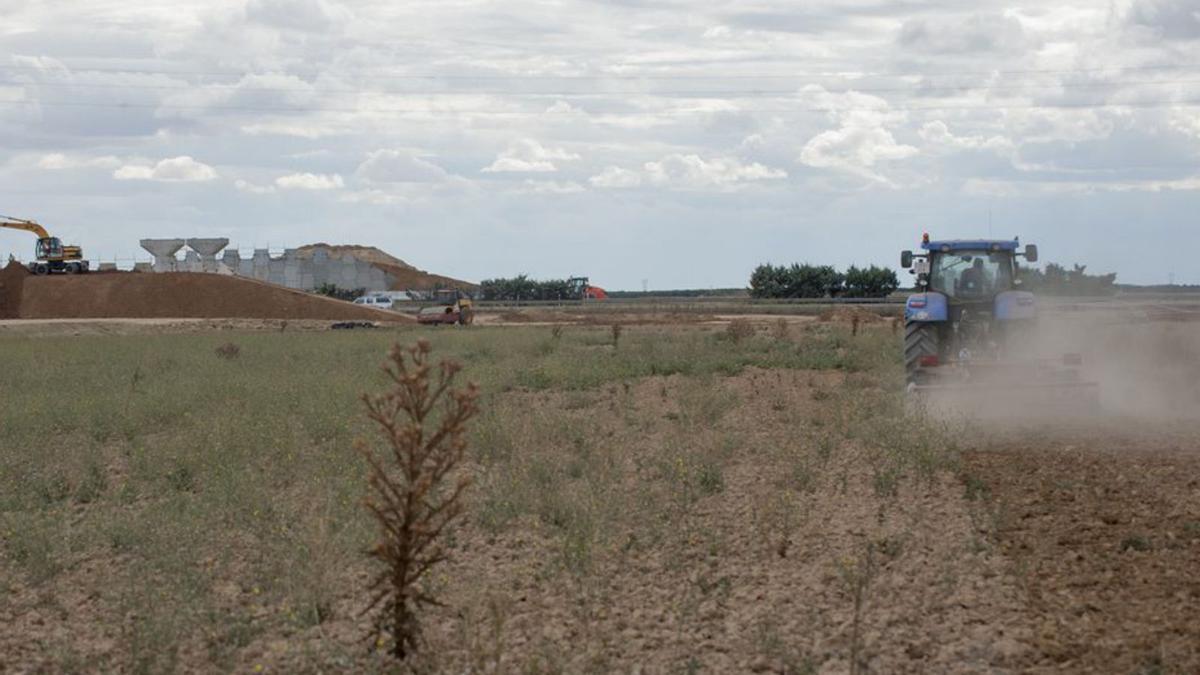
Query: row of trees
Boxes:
[
  {"xmin": 749, "ymin": 264, "xmax": 900, "ymax": 299},
  {"xmin": 1019, "ymin": 263, "xmax": 1117, "ymax": 296},
  {"xmin": 478, "ymin": 275, "xmax": 577, "ymax": 301}
]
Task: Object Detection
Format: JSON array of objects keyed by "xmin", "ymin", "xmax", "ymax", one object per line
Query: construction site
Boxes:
[{"xmin": 0, "ymin": 214, "xmax": 485, "ymax": 323}]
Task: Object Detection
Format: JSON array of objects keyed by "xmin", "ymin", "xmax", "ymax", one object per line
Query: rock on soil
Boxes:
[{"xmin": 14, "ymin": 270, "xmax": 406, "ymax": 321}]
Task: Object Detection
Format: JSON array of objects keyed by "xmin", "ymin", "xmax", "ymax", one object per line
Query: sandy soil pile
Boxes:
[
  {"xmin": 14, "ymin": 271, "xmax": 403, "ymax": 320},
  {"xmin": 372, "ymin": 260, "xmax": 478, "ymax": 292},
  {"xmin": 295, "ymin": 243, "xmax": 415, "ymax": 269},
  {"xmin": 0, "ymin": 262, "xmax": 28, "ymax": 319}
]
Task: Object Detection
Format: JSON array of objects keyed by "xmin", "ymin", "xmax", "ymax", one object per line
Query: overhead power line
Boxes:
[
  {"xmin": 1, "ymin": 61, "xmax": 1198, "ymax": 81},
  {"xmin": 3, "ymin": 78, "xmax": 1200, "ymax": 98},
  {"xmin": 1, "ymin": 97, "xmax": 1198, "ymax": 115}
]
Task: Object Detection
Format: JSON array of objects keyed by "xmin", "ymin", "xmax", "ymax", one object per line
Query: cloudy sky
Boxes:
[{"xmin": 2, "ymin": 0, "xmax": 1199, "ymax": 288}]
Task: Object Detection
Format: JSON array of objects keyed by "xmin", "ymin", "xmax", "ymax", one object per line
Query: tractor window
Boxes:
[{"xmin": 929, "ymin": 251, "xmax": 1012, "ymax": 297}]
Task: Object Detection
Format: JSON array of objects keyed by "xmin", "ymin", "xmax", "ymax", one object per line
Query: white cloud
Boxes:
[
  {"xmin": 919, "ymin": 121, "xmax": 1013, "ymax": 153},
  {"xmin": 235, "ymin": 179, "xmax": 276, "ymax": 195},
  {"xmin": 589, "ymin": 166, "xmax": 643, "ymax": 189},
  {"xmin": 245, "ymin": 0, "xmax": 348, "ymax": 32},
  {"xmin": 965, "ymin": 175, "xmax": 1200, "ymax": 196},
  {"xmin": 800, "ymin": 117, "xmax": 918, "ymax": 181},
  {"xmin": 483, "ymin": 138, "xmax": 580, "ymax": 173},
  {"xmin": 274, "ymin": 172, "xmax": 344, "ymax": 190},
  {"xmin": 898, "ymin": 14, "xmax": 1036, "ymax": 54},
  {"xmin": 113, "ymin": 156, "xmax": 218, "ymax": 182},
  {"xmin": 798, "ymin": 88, "xmax": 918, "ymax": 182},
  {"xmin": 516, "ymin": 180, "xmax": 586, "ymax": 195},
  {"xmin": 356, "ymin": 150, "xmax": 449, "ymax": 184},
  {"xmin": 37, "ymin": 153, "xmax": 121, "ymax": 170},
  {"xmin": 644, "ymin": 154, "xmax": 787, "ymax": 189},
  {"xmin": 1126, "ymin": 0, "xmax": 1200, "ymax": 40}
]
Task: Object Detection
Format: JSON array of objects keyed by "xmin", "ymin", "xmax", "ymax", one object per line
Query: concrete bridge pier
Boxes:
[
  {"xmin": 186, "ymin": 238, "xmax": 229, "ymax": 273},
  {"xmin": 139, "ymin": 239, "xmax": 185, "ymax": 272}
]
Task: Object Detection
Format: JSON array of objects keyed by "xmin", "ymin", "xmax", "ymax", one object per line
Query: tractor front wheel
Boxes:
[
  {"xmin": 33, "ymin": 263, "xmax": 50, "ymax": 275},
  {"xmin": 904, "ymin": 320, "xmax": 939, "ymax": 385}
]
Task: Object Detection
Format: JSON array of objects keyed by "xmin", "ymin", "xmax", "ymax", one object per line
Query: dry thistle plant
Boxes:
[
  {"xmin": 357, "ymin": 339, "xmax": 480, "ymax": 660},
  {"xmin": 610, "ymin": 323, "xmax": 623, "ymax": 348},
  {"xmin": 726, "ymin": 318, "xmax": 755, "ymax": 343},
  {"xmin": 772, "ymin": 317, "xmax": 790, "ymax": 341}
]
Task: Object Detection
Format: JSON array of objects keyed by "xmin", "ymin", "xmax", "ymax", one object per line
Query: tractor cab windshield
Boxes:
[{"xmin": 929, "ymin": 250, "xmax": 1013, "ymax": 298}]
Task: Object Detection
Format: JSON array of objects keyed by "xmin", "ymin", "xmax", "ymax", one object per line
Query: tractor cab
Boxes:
[{"xmin": 903, "ymin": 235, "xmax": 1037, "ymax": 298}]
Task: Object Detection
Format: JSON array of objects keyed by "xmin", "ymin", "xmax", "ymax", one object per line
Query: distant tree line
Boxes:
[
  {"xmin": 1019, "ymin": 263, "xmax": 1117, "ymax": 296},
  {"xmin": 749, "ymin": 264, "xmax": 900, "ymax": 299},
  {"xmin": 479, "ymin": 275, "xmax": 577, "ymax": 301},
  {"xmin": 606, "ymin": 288, "xmax": 747, "ymax": 299}
]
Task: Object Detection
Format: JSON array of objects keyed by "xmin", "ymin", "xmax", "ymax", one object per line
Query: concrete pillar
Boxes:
[
  {"xmin": 251, "ymin": 249, "xmax": 270, "ymax": 280},
  {"xmin": 267, "ymin": 254, "xmax": 285, "ymax": 286},
  {"xmin": 139, "ymin": 239, "xmax": 185, "ymax": 272},
  {"xmin": 182, "ymin": 249, "xmax": 201, "ymax": 273},
  {"xmin": 281, "ymin": 249, "xmax": 301, "ymax": 288},
  {"xmin": 186, "ymin": 238, "xmax": 229, "ymax": 273},
  {"xmin": 338, "ymin": 259, "xmax": 357, "ymax": 288}
]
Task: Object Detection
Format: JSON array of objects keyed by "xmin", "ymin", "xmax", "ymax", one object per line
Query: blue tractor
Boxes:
[{"xmin": 900, "ymin": 234, "xmax": 1096, "ymax": 400}]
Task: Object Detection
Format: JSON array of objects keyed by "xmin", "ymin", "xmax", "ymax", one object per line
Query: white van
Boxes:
[{"xmin": 353, "ymin": 295, "xmax": 394, "ymax": 310}]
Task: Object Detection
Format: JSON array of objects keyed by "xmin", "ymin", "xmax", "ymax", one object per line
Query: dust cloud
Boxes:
[{"xmin": 919, "ymin": 300, "xmax": 1200, "ymax": 425}]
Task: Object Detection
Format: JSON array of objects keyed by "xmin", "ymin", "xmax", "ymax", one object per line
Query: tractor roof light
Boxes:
[{"xmin": 922, "ymin": 232, "xmax": 930, "ymax": 244}]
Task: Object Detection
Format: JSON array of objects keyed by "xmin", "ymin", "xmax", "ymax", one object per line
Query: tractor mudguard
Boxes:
[
  {"xmin": 905, "ymin": 292, "xmax": 947, "ymax": 322},
  {"xmin": 994, "ymin": 290, "xmax": 1037, "ymax": 321}
]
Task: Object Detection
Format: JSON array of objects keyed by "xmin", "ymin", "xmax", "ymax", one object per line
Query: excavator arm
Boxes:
[{"xmin": 0, "ymin": 215, "xmax": 51, "ymax": 239}]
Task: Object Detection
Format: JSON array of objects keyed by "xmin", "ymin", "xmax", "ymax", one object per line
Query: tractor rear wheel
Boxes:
[{"xmin": 904, "ymin": 320, "xmax": 939, "ymax": 385}]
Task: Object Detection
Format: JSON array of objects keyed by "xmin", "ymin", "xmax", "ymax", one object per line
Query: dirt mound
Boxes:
[
  {"xmin": 16, "ymin": 272, "xmax": 408, "ymax": 321},
  {"xmin": 296, "ymin": 243, "xmax": 477, "ymax": 292},
  {"xmin": 295, "ymin": 243, "xmax": 414, "ymax": 269},
  {"xmin": 372, "ymin": 261, "xmax": 479, "ymax": 292},
  {"xmin": 0, "ymin": 262, "xmax": 29, "ymax": 319}
]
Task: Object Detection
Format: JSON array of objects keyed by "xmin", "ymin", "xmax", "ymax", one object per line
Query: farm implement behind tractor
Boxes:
[{"xmin": 901, "ymin": 234, "xmax": 1099, "ymax": 412}]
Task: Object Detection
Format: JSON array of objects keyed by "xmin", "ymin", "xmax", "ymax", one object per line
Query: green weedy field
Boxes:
[{"xmin": 2, "ymin": 320, "xmax": 1197, "ymax": 673}]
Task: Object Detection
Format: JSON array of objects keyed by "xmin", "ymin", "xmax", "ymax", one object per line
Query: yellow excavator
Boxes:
[{"xmin": 1, "ymin": 214, "xmax": 89, "ymax": 274}]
